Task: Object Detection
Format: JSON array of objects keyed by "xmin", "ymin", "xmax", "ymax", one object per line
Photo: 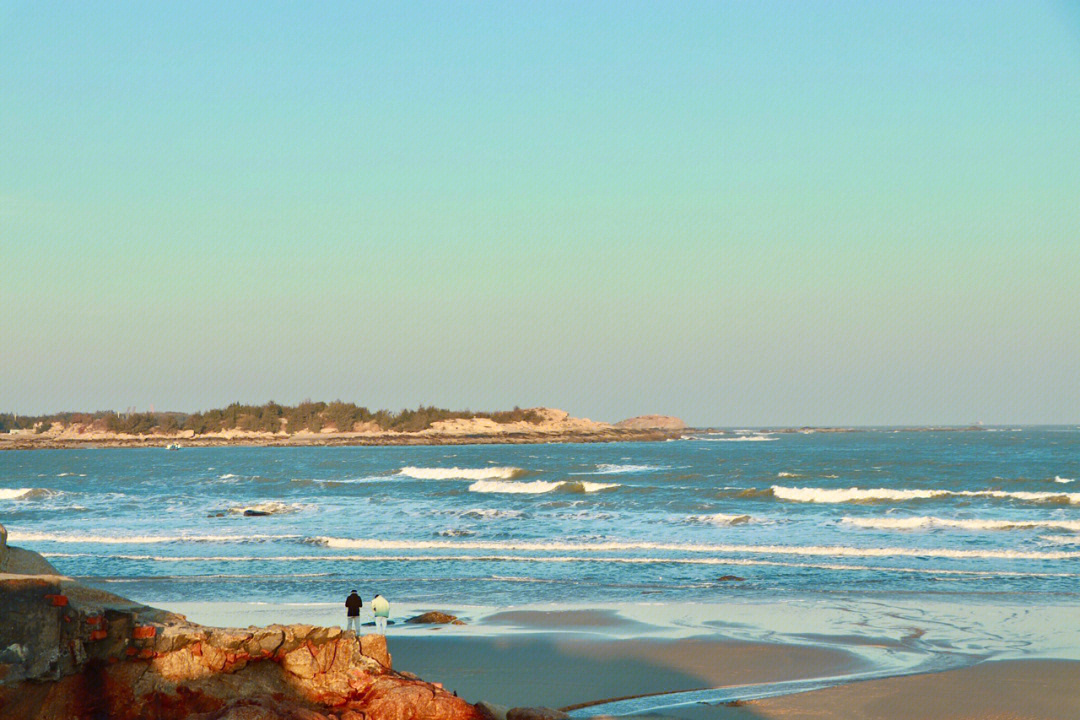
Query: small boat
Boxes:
[{"xmin": 166, "ymin": 443, "xmax": 181, "ymax": 450}]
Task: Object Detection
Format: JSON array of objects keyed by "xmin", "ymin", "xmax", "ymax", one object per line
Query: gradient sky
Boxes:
[{"xmin": 2, "ymin": 1, "xmax": 1079, "ymax": 426}]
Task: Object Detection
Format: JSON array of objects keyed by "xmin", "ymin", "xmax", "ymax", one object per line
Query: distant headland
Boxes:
[{"xmin": 0, "ymin": 403, "xmax": 687, "ymax": 449}]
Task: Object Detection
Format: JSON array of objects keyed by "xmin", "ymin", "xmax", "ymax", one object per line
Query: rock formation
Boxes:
[
  {"xmin": 613, "ymin": 415, "xmax": 686, "ymax": 431},
  {"xmin": 0, "ymin": 524, "xmax": 482, "ymax": 720},
  {"xmin": 2, "ymin": 408, "xmax": 686, "ymax": 449},
  {"xmin": 404, "ymin": 613, "xmax": 465, "ymax": 626}
]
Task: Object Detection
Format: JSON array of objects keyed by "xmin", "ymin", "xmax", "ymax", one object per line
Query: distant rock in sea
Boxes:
[{"xmin": 614, "ymin": 415, "xmax": 687, "ymax": 431}]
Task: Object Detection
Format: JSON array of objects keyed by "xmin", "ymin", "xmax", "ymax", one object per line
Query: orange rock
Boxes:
[
  {"xmin": 46, "ymin": 594, "xmax": 68, "ymax": 607},
  {"xmin": 133, "ymin": 625, "xmax": 158, "ymax": 639},
  {"xmin": 89, "ymin": 629, "xmax": 108, "ymax": 642}
]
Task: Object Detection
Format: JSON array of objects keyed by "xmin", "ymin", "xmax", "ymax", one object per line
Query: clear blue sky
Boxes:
[{"xmin": 2, "ymin": 1, "xmax": 1078, "ymax": 425}]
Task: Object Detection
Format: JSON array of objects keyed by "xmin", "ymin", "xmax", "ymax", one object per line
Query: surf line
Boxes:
[{"xmin": 562, "ymin": 656, "xmax": 972, "ymax": 717}]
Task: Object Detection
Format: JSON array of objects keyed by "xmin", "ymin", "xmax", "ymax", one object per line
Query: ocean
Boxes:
[{"xmin": 3, "ymin": 428, "xmax": 1078, "ymax": 612}]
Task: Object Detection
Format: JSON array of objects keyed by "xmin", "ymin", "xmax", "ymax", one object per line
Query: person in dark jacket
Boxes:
[{"xmin": 345, "ymin": 590, "xmax": 363, "ymax": 633}]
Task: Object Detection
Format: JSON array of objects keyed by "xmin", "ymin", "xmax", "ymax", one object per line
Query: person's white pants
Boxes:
[
  {"xmin": 375, "ymin": 616, "xmax": 387, "ymax": 635},
  {"xmin": 346, "ymin": 616, "xmax": 362, "ymax": 634}
]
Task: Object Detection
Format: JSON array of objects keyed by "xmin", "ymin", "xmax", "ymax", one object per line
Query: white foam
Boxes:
[
  {"xmin": 1055, "ymin": 476, "xmax": 1076, "ymax": 484},
  {"xmin": 307, "ymin": 537, "xmax": 1080, "ymax": 560},
  {"xmin": 219, "ymin": 473, "xmax": 239, "ymax": 480},
  {"xmin": 8, "ymin": 531, "xmax": 302, "ymax": 544},
  {"xmin": 0, "ymin": 488, "xmax": 37, "ymax": 500},
  {"xmin": 772, "ymin": 485, "xmax": 1080, "ymax": 505},
  {"xmin": 693, "ymin": 435, "xmax": 777, "ymax": 442},
  {"xmin": 44, "ymin": 552, "xmax": 1076, "ymax": 575},
  {"xmin": 842, "ymin": 516, "xmax": 1080, "ymax": 532},
  {"xmin": 397, "ymin": 466, "xmax": 526, "ymax": 480},
  {"xmin": 1041, "ymin": 535, "xmax": 1080, "ymax": 545},
  {"xmin": 468, "ymin": 479, "xmax": 563, "ymax": 494},
  {"xmin": 687, "ymin": 513, "xmax": 753, "ymax": 526},
  {"xmin": 467, "ymin": 479, "xmax": 619, "ymax": 494},
  {"xmin": 591, "ymin": 464, "xmax": 661, "ymax": 475},
  {"xmin": 460, "ymin": 508, "xmax": 525, "ymax": 519},
  {"xmin": 777, "ymin": 472, "xmax": 801, "ymax": 478}
]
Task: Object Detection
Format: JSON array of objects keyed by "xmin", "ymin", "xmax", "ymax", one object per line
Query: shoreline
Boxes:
[
  {"xmin": 0, "ymin": 425, "xmax": 1010, "ymax": 451},
  {"xmin": 156, "ymin": 598, "xmax": 1080, "ymax": 705},
  {"xmin": 0, "ymin": 428, "xmax": 681, "ymax": 450}
]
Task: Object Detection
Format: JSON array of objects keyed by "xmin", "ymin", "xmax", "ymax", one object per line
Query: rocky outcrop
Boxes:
[
  {"xmin": 0, "ymin": 525, "xmax": 60, "ymax": 577},
  {"xmin": 614, "ymin": 415, "xmax": 686, "ymax": 431},
  {"xmin": 0, "ymin": 527, "xmax": 482, "ymax": 720},
  {"xmin": 2, "ymin": 408, "xmax": 686, "ymax": 449},
  {"xmin": 405, "ymin": 613, "xmax": 465, "ymax": 626}
]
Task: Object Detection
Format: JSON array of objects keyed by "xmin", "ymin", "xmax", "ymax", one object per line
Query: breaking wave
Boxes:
[
  {"xmin": 302, "ymin": 536, "xmax": 1080, "ymax": 560},
  {"xmin": 1041, "ymin": 535, "xmax": 1080, "ymax": 545},
  {"xmin": 468, "ymin": 480, "xmax": 619, "ymax": 494},
  {"xmin": 1055, "ymin": 476, "xmax": 1075, "ymax": 484},
  {"xmin": 0, "ymin": 488, "xmax": 58, "ymax": 500},
  {"xmin": 771, "ymin": 485, "xmax": 1080, "ymax": 505},
  {"xmin": 397, "ymin": 466, "xmax": 527, "ymax": 480},
  {"xmin": 1, "ymin": 487, "xmax": 65, "ymax": 501},
  {"xmin": 777, "ymin": 472, "xmax": 801, "ymax": 478},
  {"xmin": 591, "ymin": 464, "xmax": 662, "ymax": 475},
  {"xmin": 39, "ymin": 551, "xmax": 1077, "ymax": 576},
  {"xmin": 691, "ymin": 435, "xmax": 777, "ymax": 442},
  {"xmin": 7, "ymin": 531, "xmax": 301, "ymax": 544},
  {"xmin": 842, "ymin": 516, "xmax": 1080, "ymax": 532}
]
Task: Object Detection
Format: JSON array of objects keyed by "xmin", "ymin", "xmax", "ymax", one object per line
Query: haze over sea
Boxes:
[{"xmin": 4, "ymin": 429, "xmax": 1078, "ymax": 615}]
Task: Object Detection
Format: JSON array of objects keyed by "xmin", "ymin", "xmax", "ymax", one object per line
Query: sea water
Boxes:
[{"xmin": 2, "ymin": 428, "xmax": 1078, "ymax": 624}]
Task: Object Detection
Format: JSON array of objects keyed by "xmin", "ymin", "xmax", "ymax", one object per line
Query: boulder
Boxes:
[
  {"xmin": 507, "ymin": 707, "xmax": 570, "ymax": 720},
  {"xmin": 405, "ymin": 611, "xmax": 466, "ymax": 625},
  {"xmin": 0, "ymin": 522, "xmax": 60, "ymax": 576},
  {"xmin": 477, "ymin": 700, "xmax": 510, "ymax": 720}
]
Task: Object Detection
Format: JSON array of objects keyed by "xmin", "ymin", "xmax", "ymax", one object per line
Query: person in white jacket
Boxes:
[{"xmin": 371, "ymin": 593, "xmax": 390, "ymax": 635}]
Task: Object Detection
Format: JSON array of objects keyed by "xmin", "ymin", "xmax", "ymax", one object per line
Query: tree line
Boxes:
[{"xmin": 0, "ymin": 403, "xmax": 545, "ymax": 435}]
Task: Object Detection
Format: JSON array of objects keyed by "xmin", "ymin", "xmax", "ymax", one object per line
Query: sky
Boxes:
[{"xmin": 2, "ymin": 1, "xmax": 1079, "ymax": 426}]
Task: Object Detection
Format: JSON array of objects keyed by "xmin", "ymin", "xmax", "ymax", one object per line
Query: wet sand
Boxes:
[
  {"xmin": 639, "ymin": 660, "xmax": 1080, "ymax": 720},
  {"xmin": 390, "ymin": 634, "xmax": 861, "ymax": 709}
]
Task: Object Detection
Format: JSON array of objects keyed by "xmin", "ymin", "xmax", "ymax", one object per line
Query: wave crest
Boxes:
[
  {"xmin": 842, "ymin": 516, "xmax": 1080, "ymax": 532},
  {"xmin": 398, "ymin": 466, "xmax": 527, "ymax": 480},
  {"xmin": 467, "ymin": 479, "xmax": 619, "ymax": 494},
  {"xmin": 591, "ymin": 464, "xmax": 661, "ymax": 475},
  {"xmin": 0, "ymin": 488, "xmax": 58, "ymax": 500},
  {"xmin": 8, "ymin": 531, "xmax": 301, "ymax": 544},
  {"xmin": 772, "ymin": 485, "xmax": 1080, "ymax": 505},
  {"xmin": 306, "ymin": 537, "xmax": 1080, "ymax": 560}
]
